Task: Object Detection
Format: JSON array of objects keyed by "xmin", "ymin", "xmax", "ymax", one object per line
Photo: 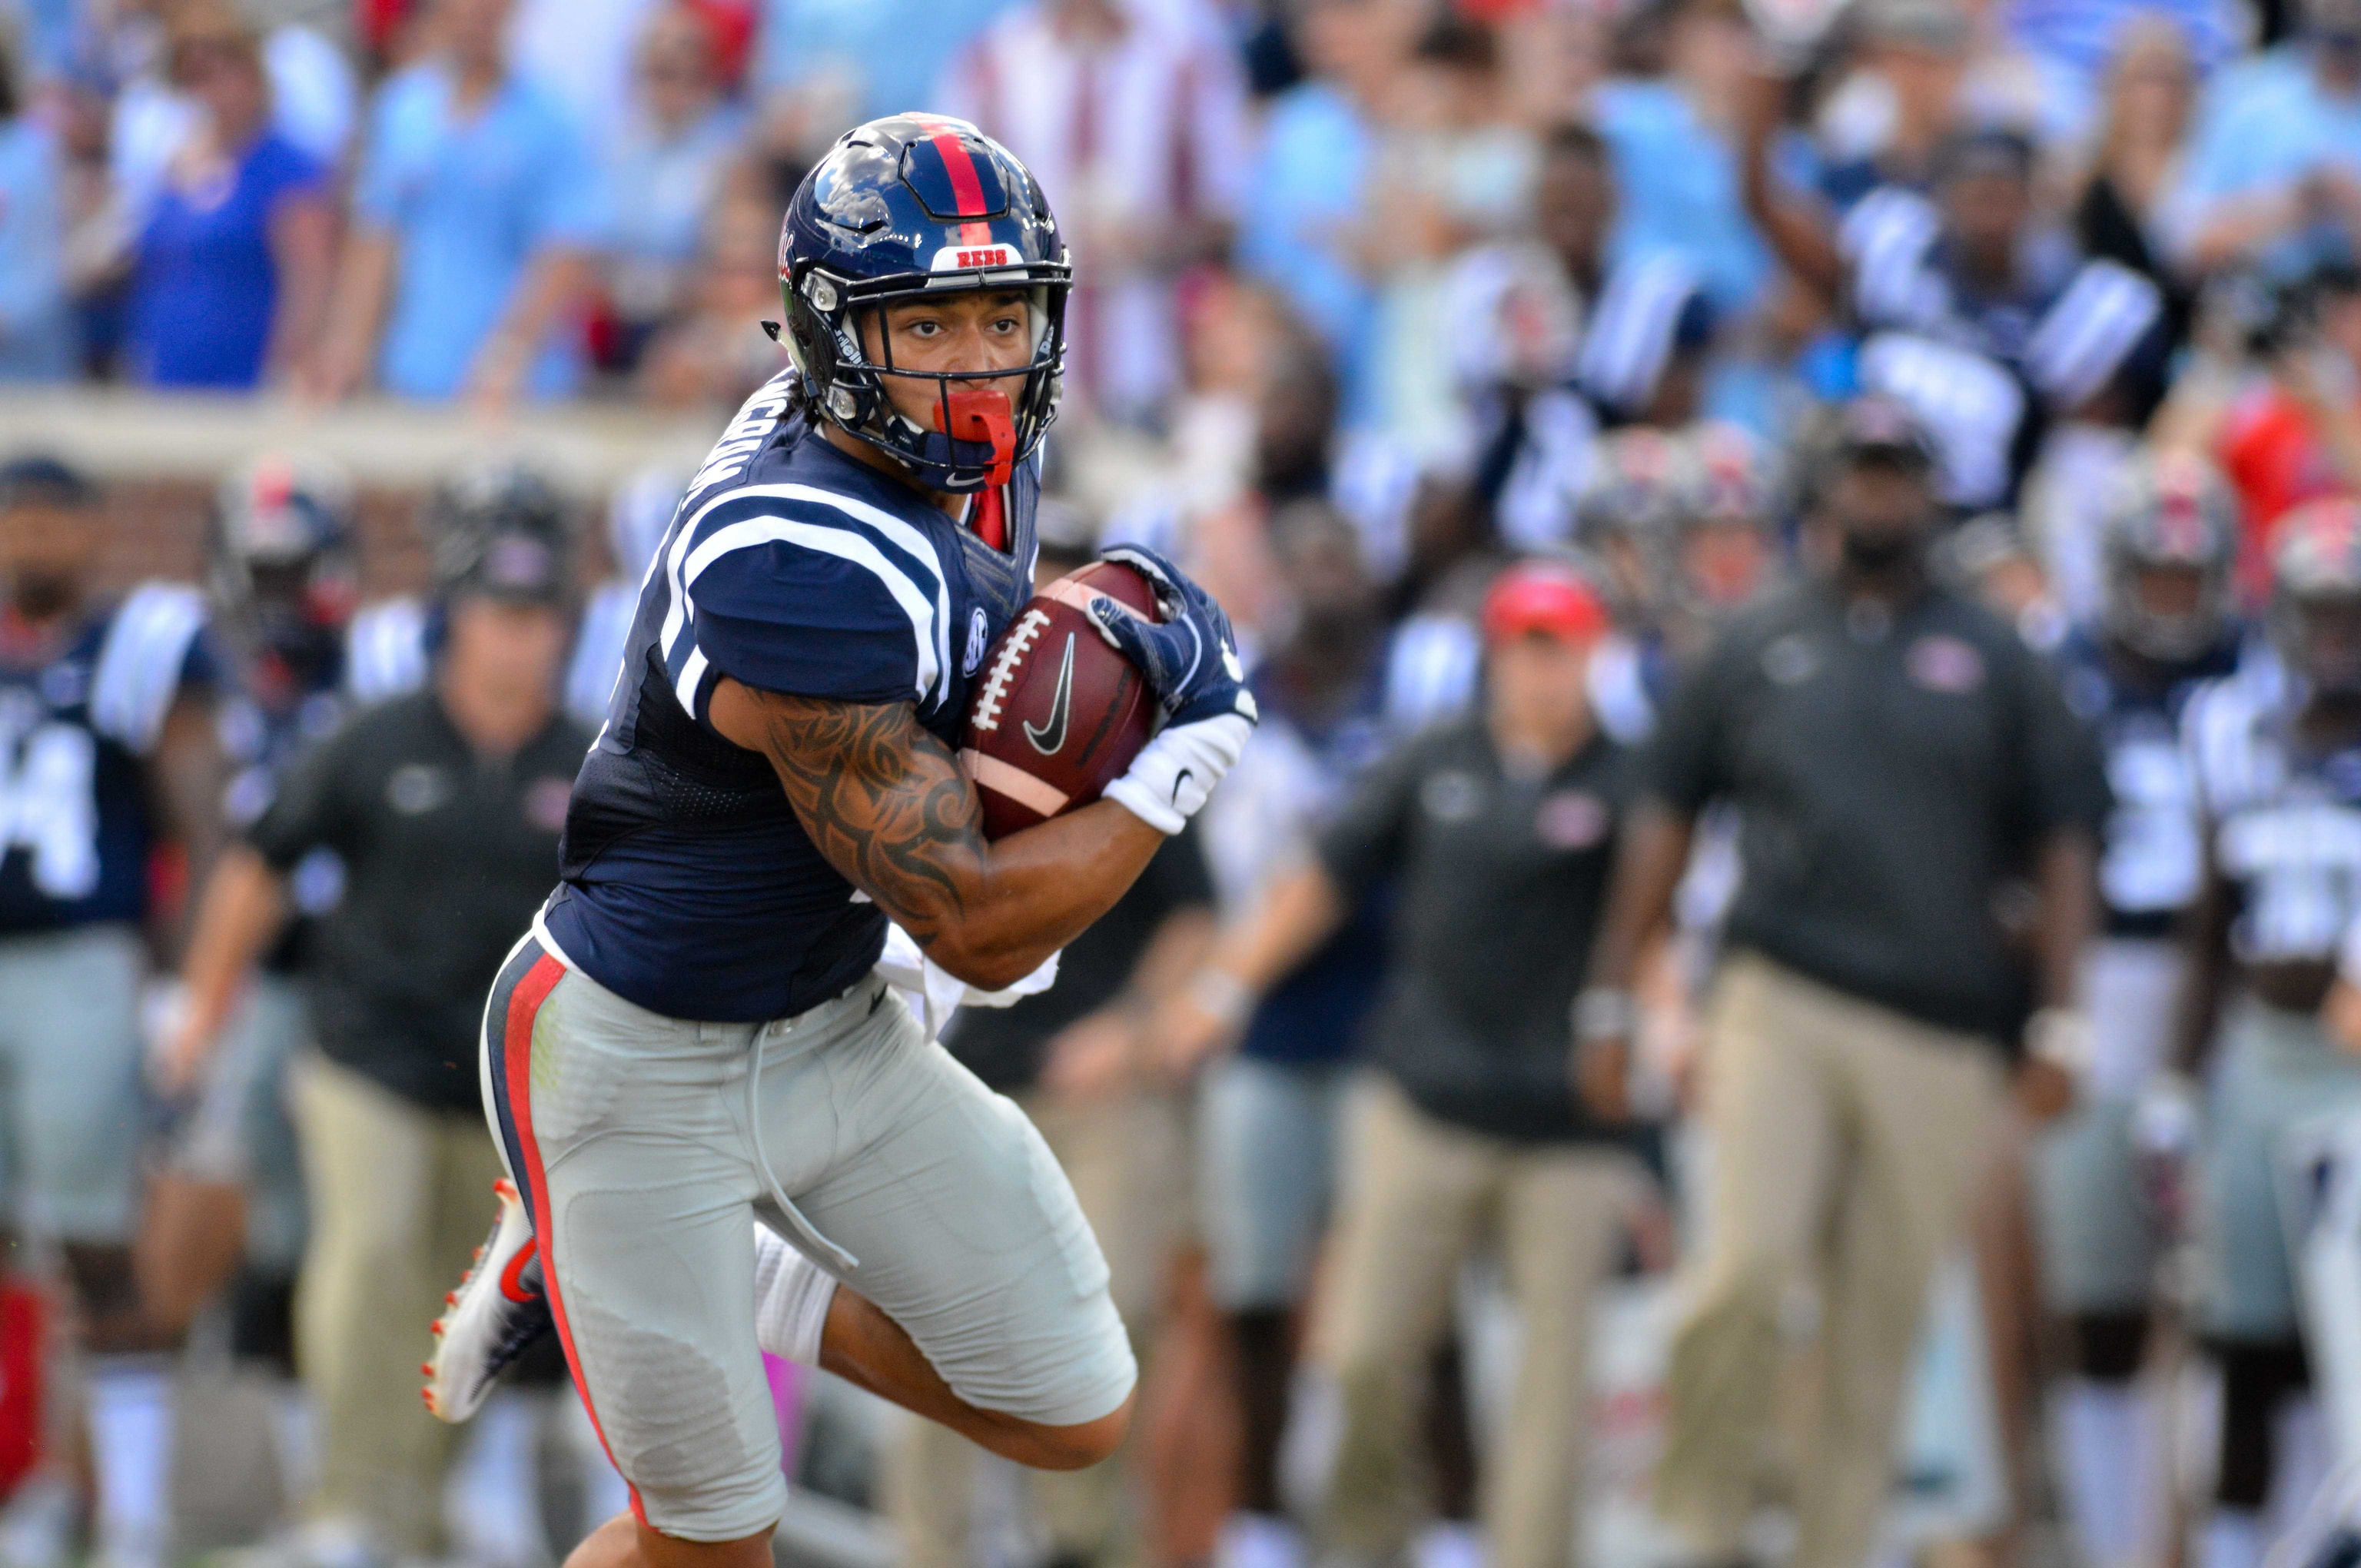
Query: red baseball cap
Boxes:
[{"xmin": 1481, "ymin": 561, "xmax": 1611, "ymax": 647}]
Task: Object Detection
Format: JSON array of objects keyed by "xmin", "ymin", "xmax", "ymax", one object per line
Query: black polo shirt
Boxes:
[
  {"xmin": 247, "ymin": 691, "xmax": 594, "ymax": 1112},
  {"xmin": 1643, "ymin": 580, "xmax": 2109, "ymax": 1042},
  {"xmin": 1317, "ymin": 717, "xmax": 1630, "ymax": 1144}
]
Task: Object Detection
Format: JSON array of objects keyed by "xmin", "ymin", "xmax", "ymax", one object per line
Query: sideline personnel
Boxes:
[
  {"xmin": 1586, "ymin": 395, "xmax": 2108, "ymax": 1568},
  {"xmin": 168, "ymin": 498, "xmax": 593, "ymax": 1557},
  {"xmin": 1164, "ymin": 560, "xmax": 1652, "ymax": 1568}
]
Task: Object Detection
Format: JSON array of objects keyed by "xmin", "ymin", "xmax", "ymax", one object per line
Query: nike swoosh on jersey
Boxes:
[{"xmin": 1024, "ymin": 633, "xmax": 1077, "ymax": 755}]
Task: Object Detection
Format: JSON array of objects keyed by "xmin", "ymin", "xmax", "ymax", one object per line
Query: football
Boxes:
[{"xmin": 961, "ymin": 560, "xmax": 1161, "ymax": 840}]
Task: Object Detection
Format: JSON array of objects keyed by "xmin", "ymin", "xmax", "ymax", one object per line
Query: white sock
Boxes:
[
  {"xmin": 2054, "ymin": 1377, "xmax": 2160, "ymax": 1566},
  {"xmin": 2268, "ymin": 1394, "xmax": 2331, "ymax": 1543},
  {"xmin": 752, "ymin": 1227, "xmax": 836, "ymax": 1367},
  {"xmin": 1217, "ymin": 1513, "xmax": 1304, "ymax": 1568},
  {"xmin": 87, "ymin": 1361, "xmax": 171, "ymax": 1568},
  {"xmin": 270, "ymin": 1381, "xmax": 317, "ymax": 1509},
  {"xmin": 443, "ymin": 1391, "xmax": 545, "ymax": 1568},
  {"xmin": 2203, "ymin": 1509, "xmax": 2266, "ymax": 1568}
]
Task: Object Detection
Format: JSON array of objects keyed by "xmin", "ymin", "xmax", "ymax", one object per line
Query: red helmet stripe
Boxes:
[{"xmin": 927, "ymin": 129, "xmax": 990, "ymax": 219}]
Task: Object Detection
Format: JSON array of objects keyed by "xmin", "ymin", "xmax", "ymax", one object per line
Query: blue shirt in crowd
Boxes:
[
  {"xmin": 1236, "ymin": 79, "xmax": 1379, "ymax": 428},
  {"xmin": 1591, "ymin": 78, "xmax": 1772, "ymax": 318},
  {"xmin": 754, "ymin": 0, "xmax": 1017, "ymax": 125},
  {"xmin": 0, "ymin": 117, "xmax": 71, "ymax": 381},
  {"xmin": 2171, "ymin": 43, "xmax": 2361, "ymax": 274},
  {"xmin": 2004, "ymin": 0, "xmax": 2242, "ymax": 88},
  {"xmin": 352, "ymin": 62, "xmax": 613, "ymax": 400},
  {"xmin": 128, "ymin": 131, "xmax": 325, "ymax": 389}
]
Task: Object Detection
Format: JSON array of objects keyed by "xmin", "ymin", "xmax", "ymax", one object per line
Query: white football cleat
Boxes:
[{"xmin": 423, "ymin": 1178, "xmax": 552, "ymax": 1423}]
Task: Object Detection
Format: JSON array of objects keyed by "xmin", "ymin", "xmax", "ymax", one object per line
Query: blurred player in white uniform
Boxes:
[{"xmin": 2035, "ymin": 453, "xmax": 2244, "ymax": 1568}]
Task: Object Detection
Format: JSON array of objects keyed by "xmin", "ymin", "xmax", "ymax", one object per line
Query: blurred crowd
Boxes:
[{"xmin": 13, "ymin": 1, "xmax": 2361, "ymax": 1568}]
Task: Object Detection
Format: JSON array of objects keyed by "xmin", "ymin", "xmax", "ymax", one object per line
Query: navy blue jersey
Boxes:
[
  {"xmin": 543, "ymin": 371, "xmax": 1041, "ymax": 1022},
  {"xmin": 0, "ymin": 583, "xmax": 212, "ymax": 935},
  {"xmin": 2186, "ymin": 659, "xmax": 2361, "ymax": 967},
  {"xmin": 2054, "ymin": 626, "xmax": 2243, "ymax": 937},
  {"xmin": 217, "ymin": 629, "xmax": 354, "ymax": 971}
]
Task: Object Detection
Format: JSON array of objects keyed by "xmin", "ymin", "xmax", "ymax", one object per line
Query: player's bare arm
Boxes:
[{"xmin": 708, "ymin": 679, "xmax": 1163, "ymax": 989}]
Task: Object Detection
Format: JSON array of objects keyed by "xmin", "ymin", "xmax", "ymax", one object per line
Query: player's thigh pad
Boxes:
[
  {"xmin": 1198, "ymin": 1055, "xmax": 1343, "ymax": 1311},
  {"xmin": 0, "ymin": 925, "xmax": 145, "ymax": 1241},
  {"xmin": 785, "ymin": 985, "xmax": 1136, "ymax": 1427},
  {"xmin": 2199, "ymin": 999, "xmax": 2361, "ymax": 1340},
  {"xmin": 2034, "ymin": 1095, "xmax": 2154, "ymax": 1314}
]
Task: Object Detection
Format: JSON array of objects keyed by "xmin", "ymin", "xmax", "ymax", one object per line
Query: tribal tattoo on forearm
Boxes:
[{"xmin": 751, "ymin": 691, "xmax": 988, "ymax": 943}]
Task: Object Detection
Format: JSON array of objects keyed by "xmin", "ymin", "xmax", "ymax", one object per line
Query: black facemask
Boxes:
[
  {"xmin": 1839, "ymin": 530, "xmax": 1923, "ymax": 574},
  {"xmin": 8, "ymin": 573, "xmax": 77, "ymax": 621}
]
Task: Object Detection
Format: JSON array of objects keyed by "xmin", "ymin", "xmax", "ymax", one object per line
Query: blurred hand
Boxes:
[
  {"xmin": 2013, "ymin": 1056, "xmax": 2076, "ymax": 1123},
  {"xmin": 2326, "ymin": 978, "xmax": 2361, "ymax": 1055},
  {"xmin": 1152, "ymin": 975, "xmax": 1247, "ymax": 1081},
  {"xmin": 1737, "ymin": 59, "xmax": 1789, "ymax": 142},
  {"xmin": 1040, "ymin": 1011, "xmax": 1138, "ymax": 1101},
  {"xmin": 1572, "ymin": 1034, "xmax": 1632, "ymax": 1122},
  {"xmin": 465, "ymin": 335, "xmax": 530, "ymax": 417},
  {"xmin": 152, "ymin": 1012, "xmax": 214, "ymax": 1101}
]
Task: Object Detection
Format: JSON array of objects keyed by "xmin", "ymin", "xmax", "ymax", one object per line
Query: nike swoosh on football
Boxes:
[{"xmin": 1024, "ymin": 633, "xmax": 1077, "ymax": 755}]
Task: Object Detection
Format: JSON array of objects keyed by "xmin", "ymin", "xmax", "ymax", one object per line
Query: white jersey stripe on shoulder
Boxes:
[
  {"xmin": 672, "ymin": 646, "xmax": 711, "ymax": 716},
  {"xmin": 681, "ymin": 518, "xmax": 942, "ymax": 703},
  {"xmin": 91, "ymin": 580, "xmax": 205, "ymax": 753},
  {"xmin": 663, "ymin": 482, "xmax": 956, "ymax": 704}
]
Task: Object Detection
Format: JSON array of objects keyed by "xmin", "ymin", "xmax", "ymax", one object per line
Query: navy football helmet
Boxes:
[{"xmin": 777, "ymin": 114, "xmax": 1071, "ymax": 494}]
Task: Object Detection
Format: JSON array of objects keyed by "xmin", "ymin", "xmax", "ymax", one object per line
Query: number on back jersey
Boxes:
[
  {"xmin": 0, "ymin": 714, "xmax": 98, "ymax": 899},
  {"xmin": 2100, "ymin": 731, "xmax": 2202, "ymax": 915},
  {"xmin": 2219, "ymin": 799, "xmax": 2361, "ymax": 964}
]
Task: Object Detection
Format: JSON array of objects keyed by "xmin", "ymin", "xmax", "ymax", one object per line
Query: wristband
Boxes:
[
  {"xmin": 2025, "ymin": 1006, "xmax": 2094, "ymax": 1081},
  {"xmin": 1189, "ymin": 968, "xmax": 1253, "ymax": 1029},
  {"xmin": 1572, "ymin": 987, "xmax": 1636, "ymax": 1044}
]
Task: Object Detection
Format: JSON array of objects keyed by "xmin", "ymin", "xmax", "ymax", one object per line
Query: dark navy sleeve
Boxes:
[{"xmin": 684, "ymin": 530, "xmax": 941, "ymax": 713}]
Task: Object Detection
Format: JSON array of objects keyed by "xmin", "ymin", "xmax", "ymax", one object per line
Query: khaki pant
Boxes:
[
  {"xmin": 1654, "ymin": 954, "xmax": 2004, "ymax": 1568},
  {"xmin": 289, "ymin": 1051, "xmax": 506, "ymax": 1553},
  {"xmin": 1313, "ymin": 1074, "xmax": 1642, "ymax": 1568},
  {"xmin": 885, "ymin": 1086, "xmax": 1188, "ymax": 1568}
]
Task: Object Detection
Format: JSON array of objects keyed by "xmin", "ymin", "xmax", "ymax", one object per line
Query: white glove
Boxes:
[{"xmin": 1104, "ymin": 711, "xmax": 1254, "ymax": 835}]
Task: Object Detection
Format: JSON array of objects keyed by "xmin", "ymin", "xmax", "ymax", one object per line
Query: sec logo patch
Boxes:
[
  {"xmin": 1906, "ymin": 635, "xmax": 1986, "ymax": 693},
  {"xmin": 1535, "ymin": 790, "xmax": 1609, "ymax": 849},
  {"xmin": 525, "ymin": 777, "xmax": 574, "ymax": 832}
]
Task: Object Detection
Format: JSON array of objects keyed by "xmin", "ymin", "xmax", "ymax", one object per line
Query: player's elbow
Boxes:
[{"xmin": 922, "ymin": 935, "xmax": 1041, "ymax": 995}]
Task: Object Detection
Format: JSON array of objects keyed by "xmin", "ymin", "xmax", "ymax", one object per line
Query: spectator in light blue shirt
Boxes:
[
  {"xmin": 0, "ymin": 34, "xmax": 70, "ymax": 382},
  {"xmin": 1237, "ymin": 0, "xmax": 1423, "ymax": 431},
  {"xmin": 310, "ymin": 0, "xmax": 612, "ymax": 404},
  {"xmin": 1590, "ymin": 0, "xmax": 1773, "ymax": 319},
  {"xmin": 752, "ymin": 0, "xmax": 1015, "ymax": 129},
  {"xmin": 605, "ymin": 5, "xmax": 745, "ymax": 360},
  {"xmin": 2166, "ymin": 0, "xmax": 2361, "ymax": 277}
]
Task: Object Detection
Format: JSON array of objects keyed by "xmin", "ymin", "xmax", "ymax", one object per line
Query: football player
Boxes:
[
  {"xmin": 0, "ymin": 455, "xmax": 219, "ymax": 1566},
  {"xmin": 151, "ymin": 453, "xmax": 360, "ymax": 1416},
  {"xmin": 2175, "ymin": 497, "xmax": 2361, "ymax": 1568},
  {"xmin": 2036, "ymin": 453, "xmax": 2243, "ymax": 1568},
  {"xmin": 424, "ymin": 115, "xmax": 1255, "ymax": 1568}
]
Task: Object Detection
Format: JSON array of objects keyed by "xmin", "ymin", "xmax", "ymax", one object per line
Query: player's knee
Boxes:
[{"xmin": 1024, "ymin": 1392, "xmax": 1133, "ymax": 1470}]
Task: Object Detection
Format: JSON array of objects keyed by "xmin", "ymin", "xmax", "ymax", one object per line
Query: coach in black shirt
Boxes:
[
  {"xmin": 1169, "ymin": 560, "xmax": 1651, "ymax": 1568},
  {"xmin": 1586, "ymin": 395, "xmax": 2107, "ymax": 1568},
  {"xmin": 169, "ymin": 492, "xmax": 593, "ymax": 1557}
]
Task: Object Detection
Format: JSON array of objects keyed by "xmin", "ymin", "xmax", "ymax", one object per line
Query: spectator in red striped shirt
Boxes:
[{"xmin": 935, "ymin": 0, "xmax": 1248, "ymax": 427}]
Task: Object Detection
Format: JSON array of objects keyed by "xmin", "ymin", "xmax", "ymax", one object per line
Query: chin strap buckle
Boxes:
[{"xmin": 945, "ymin": 387, "xmax": 1017, "ymax": 490}]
